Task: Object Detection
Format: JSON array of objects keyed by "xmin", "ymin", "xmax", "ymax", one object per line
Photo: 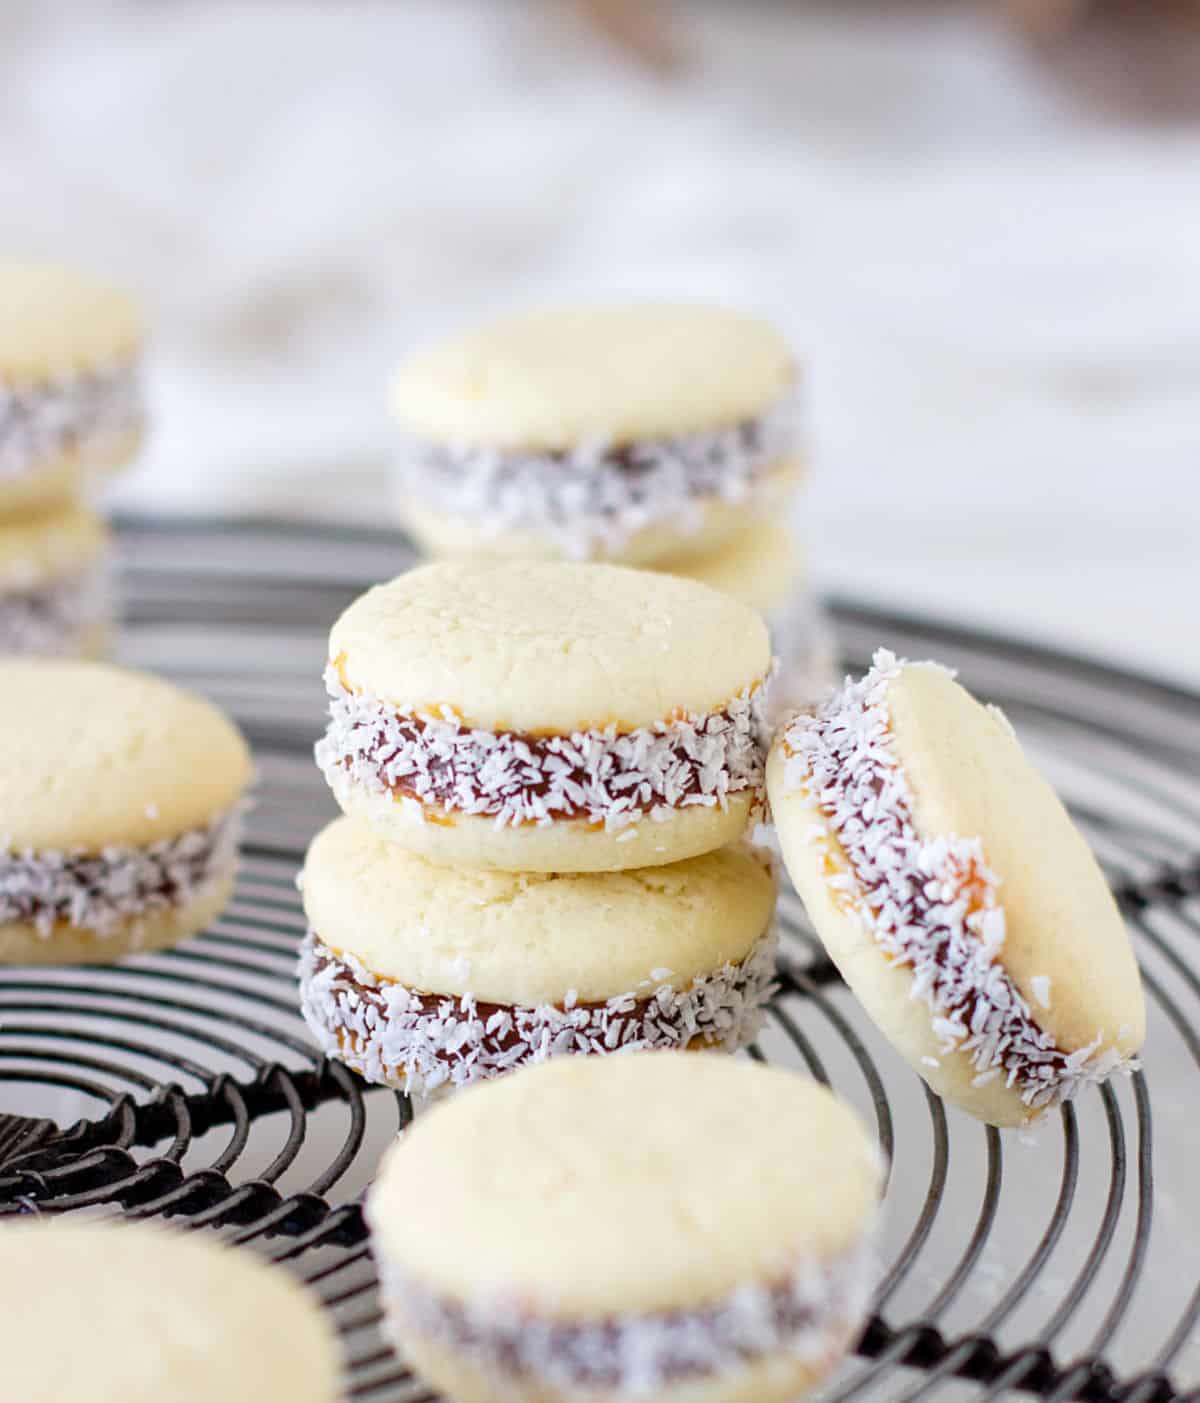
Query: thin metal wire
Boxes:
[{"xmin": 1, "ymin": 518, "xmax": 1198, "ymax": 1401}]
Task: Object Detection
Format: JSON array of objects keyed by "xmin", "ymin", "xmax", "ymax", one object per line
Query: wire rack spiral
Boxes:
[{"xmin": 1, "ymin": 518, "xmax": 1198, "ymax": 1403}]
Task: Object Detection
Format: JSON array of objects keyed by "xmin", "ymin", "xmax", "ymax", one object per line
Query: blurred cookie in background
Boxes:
[
  {"xmin": 654, "ymin": 522, "xmax": 836, "ymax": 716},
  {"xmin": 0, "ymin": 505, "xmax": 115, "ymax": 657},
  {"xmin": 390, "ymin": 301, "xmax": 802, "ymax": 567},
  {"xmin": 0, "ymin": 259, "xmax": 145, "ymax": 516}
]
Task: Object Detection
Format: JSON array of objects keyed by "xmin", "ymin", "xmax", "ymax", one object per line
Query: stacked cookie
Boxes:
[
  {"xmin": 300, "ymin": 557, "xmax": 780, "ymax": 1099},
  {"xmin": 388, "ymin": 302, "xmax": 831, "ymax": 702},
  {"xmin": 0, "ymin": 259, "xmax": 146, "ymax": 657},
  {"xmin": 0, "ymin": 660, "xmax": 252, "ymax": 965}
]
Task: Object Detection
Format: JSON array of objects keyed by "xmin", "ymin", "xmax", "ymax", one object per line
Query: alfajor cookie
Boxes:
[
  {"xmin": 391, "ymin": 303, "xmax": 800, "ymax": 565},
  {"xmin": 767, "ymin": 649, "xmax": 1145, "ymax": 1127},
  {"xmin": 316, "ymin": 559, "xmax": 773, "ymax": 872},
  {"xmin": 0, "ymin": 1219, "xmax": 340, "ymax": 1403},
  {"xmin": 298, "ymin": 816, "xmax": 777, "ymax": 1099},
  {"xmin": 654, "ymin": 523, "xmax": 836, "ymax": 714},
  {"xmin": 368, "ymin": 1053, "xmax": 882, "ymax": 1403},
  {"xmin": 0, "ymin": 505, "xmax": 114, "ymax": 657},
  {"xmin": 0, "ymin": 660, "xmax": 252, "ymax": 963},
  {"xmin": 0, "ymin": 259, "xmax": 144, "ymax": 515}
]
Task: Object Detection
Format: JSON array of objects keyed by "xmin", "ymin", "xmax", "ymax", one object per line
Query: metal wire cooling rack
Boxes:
[{"xmin": 1, "ymin": 517, "xmax": 1198, "ymax": 1403}]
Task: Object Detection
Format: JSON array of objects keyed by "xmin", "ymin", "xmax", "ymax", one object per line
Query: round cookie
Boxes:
[
  {"xmin": 316, "ymin": 559, "xmax": 773, "ymax": 872},
  {"xmin": 0, "ymin": 660, "xmax": 253, "ymax": 963},
  {"xmin": 299, "ymin": 815, "xmax": 778, "ymax": 1099},
  {"xmin": 368, "ymin": 1053, "xmax": 883, "ymax": 1403},
  {"xmin": 0, "ymin": 505, "xmax": 114, "ymax": 657},
  {"xmin": 0, "ymin": 260, "xmax": 145, "ymax": 514},
  {"xmin": 391, "ymin": 302, "xmax": 801, "ymax": 565},
  {"xmin": 0, "ymin": 1219, "xmax": 340, "ymax": 1403},
  {"xmin": 767, "ymin": 649, "xmax": 1146, "ymax": 1127}
]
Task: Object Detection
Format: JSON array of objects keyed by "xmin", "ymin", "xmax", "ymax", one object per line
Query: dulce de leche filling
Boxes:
[
  {"xmin": 0, "ymin": 809, "xmax": 240, "ymax": 938},
  {"xmin": 315, "ymin": 667, "xmax": 770, "ymax": 831},
  {"xmin": 297, "ymin": 929, "xmax": 778, "ymax": 1098},
  {"xmin": 375, "ymin": 1239, "xmax": 875, "ymax": 1392},
  {"xmin": 395, "ymin": 396, "xmax": 799, "ymax": 559},
  {"xmin": 0, "ymin": 362, "xmax": 143, "ymax": 481}
]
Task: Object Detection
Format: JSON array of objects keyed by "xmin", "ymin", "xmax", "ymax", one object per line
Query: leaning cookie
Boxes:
[
  {"xmin": 299, "ymin": 816, "xmax": 777, "ymax": 1099},
  {"xmin": 1, "ymin": 1219, "xmax": 341, "ymax": 1403},
  {"xmin": 391, "ymin": 302, "xmax": 800, "ymax": 565},
  {"xmin": 0, "ymin": 259, "xmax": 145, "ymax": 514},
  {"xmin": 368, "ymin": 1053, "xmax": 882, "ymax": 1403},
  {"xmin": 316, "ymin": 559, "xmax": 773, "ymax": 872},
  {"xmin": 0, "ymin": 661, "xmax": 252, "ymax": 963},
  {"xmin": 767, "ymin": 649, "xmax": 1145, "ymax": 1126},
  {"xmin": 0, "ymin": 506, "xmax": 114, "ymax": 657}
]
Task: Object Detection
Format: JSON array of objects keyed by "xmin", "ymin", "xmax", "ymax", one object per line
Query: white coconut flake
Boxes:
[
  {"xmin": 297, "ymin": 927, "xmax": 778, "ymax": 1100},
  {"xmin": 371, "ymin": 1238, "xmax": 875, "ymax": 1396},
  {"xmin": 779, "ymin": 648, "xmax": 1135, "ymax": 1111},
  {"xmin": 0, "ymin": 362, "xmax": 144, "ymax": 481},
  {"xmin": 0, "ymin": 555, "xmax": 115, "ymax": 657},
  {"xmin": 0, "ymin": 808, "xmax": 241, "ymax": 937},
  {"xmin": 394, "ymin": 394, "xmax": 799, "ymax": 559},
  {"xmin": 1030, "ymin": 975, "xmax": 1052, "ymax": 1009},
  {"xmin": 315, "ymin": 667, "xmax": 771, "ymax": 833}
]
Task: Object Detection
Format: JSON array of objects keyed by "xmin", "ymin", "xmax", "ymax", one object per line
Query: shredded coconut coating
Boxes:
[
  {"xmin": 395, "ymin": 396, "xmax": 798, "ymax": 558},
  {"xmin": 315, "ymin": 668, "xmax": 771, "ymax": 832},
  {"xmin": 373, "ymin": 1241, "xmax": 875, "ymax": 1395},
  {"xmin": 298, "ymin": 928, "xmax": 778, "ymax": 1099},
  {"xmin": 0, "ymin": 362, "xmax": 143, "ymax": 481},
  {"xmin": 0, "ymin": 808, "xmax": 241, "ymax": 937},
  {"xmin": 0, "ymin": 557, "xmax": 114, "ymax": 656},
  {"xmin": 780, "ymin": 649, "xmax": 1133, "ymax": 1111}
]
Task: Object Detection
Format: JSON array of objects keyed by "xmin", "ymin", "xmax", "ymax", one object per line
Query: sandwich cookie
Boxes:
[
  {"xmin": 0, "ymin": 1219, "xmax": 341, "ymax": 1403},
  {"xmin": 767, "ymin": 650, "xmax": 1145, "ymax": 1126},
  {"xmin": 0, "ymin": 259, "xmax": 145, "ymax": 515},
  {"xmin": 391, "ymin": 303, "xmax": 800, "ymax": 565},
  {"xmin": 0, "ymin": 660, "xmax": 252, "ymax": 963},
  {"xmin": 316, "ymin": 559, "xmax": 773, "ymax": 872},
  {"xmin": 367, "ymin": 1053, "xmax": 883, "ymax": 1403},
  {"xmin": 654, "ymin": 523, "xmax": 836, "ymax": 714},
  {"xmin": 298, "ymin": 816, "xmax": 778, "ymax": 1099},
  {"xmin": 0, "ymin": 505, "xmax": 114, "ymax": 657}
]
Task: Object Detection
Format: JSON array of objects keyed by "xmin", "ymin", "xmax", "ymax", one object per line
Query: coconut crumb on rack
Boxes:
[
  {"xmin": 372, "ymin": 1239, "xmax": 875, "ymax": 1395},
  {"xmin": 315, "ymin": 667, "xmax": 772, "ymax": 833},
  {"xmin": 0, "ymin": 808, "xmax": 241, "ymax": 937},
  {"xmin": 298, "ymin": 927, "xmax": 778, "ymax": 1099},
  {"xmin": 779, "ymin": 648, "xmax": 1134, "ymax": 1111},
  {"xmin": 0, "ymin": 362, "xmax": 144, "ymax": 480},
  {"xmin": 394, "ymin": 394, "xmax": 799, "ymax": 558},
  {"xmin": 0, "ymin": 557, "xmax": 114, "ymax": 656}
]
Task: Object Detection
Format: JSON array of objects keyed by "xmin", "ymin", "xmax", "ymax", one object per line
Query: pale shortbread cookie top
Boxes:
[
  {"xmin": 0, "ymin": 1220, "xmax": 340, "ymax": 1403},
  {"xmin": 0, "ymin": 661, "xmax": 252, "ymax": 850},
  {"xmin": 391, "ymin": 303, "xmax": 794, "ymax": 448},
  {"xmin": 0, "ymin": 260, "xmax": 142, "ymax": 381},
  {"xmin": 303, "ymin": 817, "xmax": 776, "ymax": 1005},
  {"xmin": 0, "ymin": 505, "xmax": 110, "ymax": 590},
  {"xmin": 369, "ymin": 1052, "xmax": 881, "ymax": 1317},
  {"xmin": 886, "ymin": 663, "xmax": 1144, "ymax": 1055},
  {"xmin": 658, "ymin": 522, "xmax": 802, "ymax": 616},
  {"xmin": 331, "ymin": 559, "xmax": 771, "ymax": 733}
]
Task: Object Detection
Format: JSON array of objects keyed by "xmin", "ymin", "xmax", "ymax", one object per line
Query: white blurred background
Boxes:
[{"xmin": 4, "ymin": 0, "xmax": 1198, "ymax": 681}]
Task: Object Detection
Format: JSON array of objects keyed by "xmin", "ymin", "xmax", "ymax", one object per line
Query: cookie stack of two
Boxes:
[
  {"xmin": 299, "ymin": 556, "xmax": 781, "ymax": 1102},
  {"xmin": 0, "ymin": 261, "xmax": 147, "ymax": 659},
  {"xmin": 388, "ymin": 302, "xmax": 831, "ymax": 706}
]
